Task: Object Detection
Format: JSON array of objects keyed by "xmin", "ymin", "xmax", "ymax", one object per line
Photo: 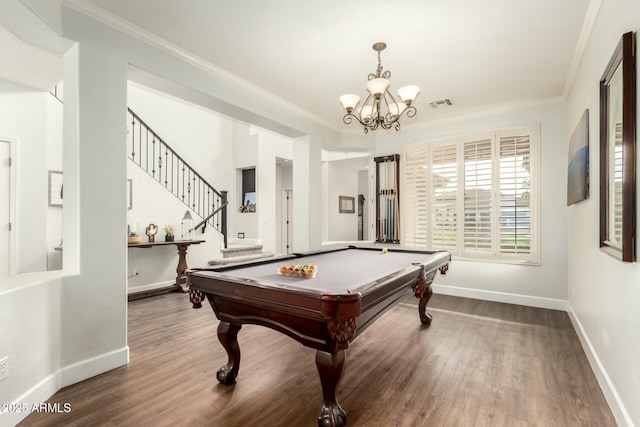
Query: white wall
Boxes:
[
  {"xmin": 0, "ymin": 273, "xmax": 62, "ymax": 427},
  {"xmin": 358, "ymin": 169, "xmax": 370, "ymax": 240},
  {"xmin": 326, "ymin": 159, "xmax": 360, "ymax": 241},
  {"xmin": 257, "ymin": 129, "xmax": 293, "ymax": 254},
  {"xmin": 565, "ymin": 0, "xmax": 640, "ymax": 425},
  {"xmin": 276, "ymin": 163, "xmax": 293, "ymax": 253},
  {"xmin": 126, "ymin": 84, "xmax": 232, "ymax": 291},
  {"xmin": 232, "ymin": 122, "xmax": 259, "ymax": 241},
  {"xmin": 126, "ymin": 164, "xmax": 225, "ymax": 292},
  {"xmin": 46, "ymin": 89, "xmax": 63, "ymax": 271},
  {"xmin": 0, "ymin": 81, "xmax": 49, "ymax": 274},
  {"xmin": 375, "ymin": 102, "xmax": 568, "ymax": 308},
  {"xmin": 5, "ymin": 1, "xmax": 638, "ymax": 425}
]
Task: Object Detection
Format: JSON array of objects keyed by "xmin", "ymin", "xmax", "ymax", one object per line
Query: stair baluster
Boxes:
[{"xmin": 127, "ymin": 108, "xmax": 227, "ymax": 247}]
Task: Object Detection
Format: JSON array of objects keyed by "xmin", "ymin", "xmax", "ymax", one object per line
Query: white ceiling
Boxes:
[
  {"xmin": 7, "ymin": 0, "xmax": 594, "ymax": 132},
  {"xmin": 81, "ymin": 0, "xmax": 591, "ymax": 131},
  {"xmin": 0, "ymin": 25, "xmax": 62, "ymax": 91}
]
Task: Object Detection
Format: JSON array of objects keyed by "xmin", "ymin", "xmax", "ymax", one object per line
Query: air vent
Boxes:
[{"xmin": 429, "ymin": 98, "xmax": 454, "ymax": 109}]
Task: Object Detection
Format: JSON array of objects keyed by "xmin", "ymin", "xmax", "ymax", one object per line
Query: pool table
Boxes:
[{"xmin": 187, "ymin": 245, "xmax": 450, "ymax": 427}]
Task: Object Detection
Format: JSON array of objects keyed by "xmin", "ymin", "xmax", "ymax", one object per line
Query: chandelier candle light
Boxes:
[{"xmin": 340, "ymin": 42, "xmax": 420, "ymax": 133}]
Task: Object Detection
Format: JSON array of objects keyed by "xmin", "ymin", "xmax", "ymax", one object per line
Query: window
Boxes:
[{"xmin": 404, "ymin": 125, "xmax": 539, "ymax": 263}]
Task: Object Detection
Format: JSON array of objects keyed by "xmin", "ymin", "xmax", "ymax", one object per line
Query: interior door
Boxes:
[
  {"xmin": 281, "ymin": 190, "xmax": 293, "ymax": 254},
  {"xmin": 1, "ymin": 140, "xmax": 11, "ymax": 277}
]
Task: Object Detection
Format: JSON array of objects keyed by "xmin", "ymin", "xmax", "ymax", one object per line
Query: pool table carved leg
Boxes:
[
  {"xmin": 316, "ymin": 350, "xmax": 347, "ymax": 427},
  {"xmin": 216, "ymin": 321, "xmax": 242, "ymax": 385},
  {"xmin": 418, "ymin": 284, "xmax": 433, "ymax": 325},
  {"xmin": 412, "ymin": 274, "xmax": 433, "ymax": 326}
]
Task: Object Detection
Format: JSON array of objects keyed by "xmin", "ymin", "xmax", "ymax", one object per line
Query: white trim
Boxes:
[
  {"xmin": 562, "ymin": 0, "xmax": 603, "ymax": 99},
  {"xmin": 401, "ymin": 97, "xmax": 563, "ymax": 131},
  {"xmin": 432, "ymin": 284, "xmax": 566, "ymax": 311},
  {"xmin": 1, "ymin": 137, "xmax": 17, "ymax": 276},
  {"xmin": 566, "ymin": 302, "xmax": 634, "ymax": 427},
  {"xmin": 60, "ymin": 346, "xmax": 129, "ymax": 388},
  {"xmin": 59, "ymin": 0, "xmax": 335, "ymax": 131},
  {"xmin": 127, "ymin": 280, "xmax": 174, "ymax": 295},
  {"xmin": 0, "ymin": 370, "xmax": 62, "ymax": 426},
  {"xmin": 0, "ymin": 346, "xmax": 129, "ymax": 426},
  {"xmin": 404, "ymin": 124, "xmax": 539, "ymax": 264}
]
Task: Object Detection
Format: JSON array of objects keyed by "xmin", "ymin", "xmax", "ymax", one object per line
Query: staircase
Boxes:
[
  {"xmin": 208, "ymin": 243, "xmax": 274, "ymax": 265},
  {"xmin": 127, "ymin": 108, "xmax": 228, "ymax": 246}
]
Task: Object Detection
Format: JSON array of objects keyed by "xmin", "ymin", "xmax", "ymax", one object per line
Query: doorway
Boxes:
[{"xmin": 281, "ymin": 189, "xmax": 293, "ymax": 254}]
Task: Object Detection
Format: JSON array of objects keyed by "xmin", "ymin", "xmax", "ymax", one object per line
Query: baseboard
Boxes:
[
  {"xmin": 61, "ymin": 346, "xmax": 129, "ymax": 388},
  {"xmin": 0, "ymin": 370, "xmax": 62, "ymax": 426},
  {"xmin": 128, "ymin": 280, "xmax": 175, "ymax": 295},
  {"xmin": 228, "ymin": 237, "xmax": 261, "ymax": 245},
  {"xmin": 432, "ymin": 284, "xmax": 567, "ymax": 311},
  {"xmin": 566, "ymin": 303, "xmax": 633, "ymax": 427},
  {"xmin": 128, "ymin": 286, "xmax": 176, "ymax": 301},
  {"xmin": 0, "ymin": 346, "xmax": 129, "ymax": 426}
]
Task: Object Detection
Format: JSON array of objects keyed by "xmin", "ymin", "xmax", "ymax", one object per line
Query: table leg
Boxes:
[
  {"xmin": 216, "ymin": 321, "xmax": 242, "ymax": 385},
  {"xmin": 315, "ymin": 350, "xmax": 347, "ymax": 427},
  {"xmin": 418, "ymin": 283, "xmax": 433, "ymax": 325},
  {"xmin": 176, "ymin": 243, "xmax": 190, "ymax": 291},
  {"xmin": 412, "ymin": 273, "xmax": 433, "ymax": 326}
]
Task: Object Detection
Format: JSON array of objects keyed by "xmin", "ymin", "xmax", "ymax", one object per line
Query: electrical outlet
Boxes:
[{"xmin": 0, "ymin": 356, "xmax": 8, "ymax": 382}]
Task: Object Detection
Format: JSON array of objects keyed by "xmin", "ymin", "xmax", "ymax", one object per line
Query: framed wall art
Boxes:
[
  {"xmin": 339, "ymin": 196, "xmax": 355, "ymax": 213},
  {"xmin": 567, "ymin": 109, "xmax": 589, "ymax": 206},
  {"xmin": 599, "ymin": 31, "xmax": 636, "ymax": 262}
]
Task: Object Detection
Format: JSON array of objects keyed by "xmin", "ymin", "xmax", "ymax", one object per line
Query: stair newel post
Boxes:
[{"xmin": 221, "ymin": 191, "xmax": 228, "ymax": 249}]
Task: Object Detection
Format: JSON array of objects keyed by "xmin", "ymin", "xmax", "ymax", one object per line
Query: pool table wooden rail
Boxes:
[{"xmin": 186, "ymin": 246, "xmax": 450, "ymax": 427}]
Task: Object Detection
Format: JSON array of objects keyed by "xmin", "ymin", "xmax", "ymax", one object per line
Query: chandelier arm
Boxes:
[
  {"xmin": 340, "ymin": 42, "xmax": 418, "ymax": 132},
  {"xmin": 342, "ymin": 112, "xmax": 368, "ymax": 127},
  {"xmin": 403, "ymin": 105, "xmax": 418, "ymax": 119},
  {"xmin": 380, "ymin": 93, "xmax": 393, "ymax": 124},
  {"xmin": 386, "ymin": 91, "xmax": 400, "ymax": 106}
]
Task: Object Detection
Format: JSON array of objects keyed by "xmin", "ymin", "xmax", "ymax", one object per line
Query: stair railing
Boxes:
[{"xmin": 127, "ymin": 108, "xmax": 227, "ymax": 247}]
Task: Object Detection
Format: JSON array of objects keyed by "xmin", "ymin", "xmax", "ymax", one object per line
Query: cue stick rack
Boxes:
[{"xmin": 374, "ymin": 154, "xmax": 401, "ymax": 243}]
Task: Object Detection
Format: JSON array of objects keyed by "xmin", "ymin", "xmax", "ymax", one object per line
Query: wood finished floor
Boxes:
[{"xmin": 19, "ymin": 292, "xmax": 616, "ymax": 427}]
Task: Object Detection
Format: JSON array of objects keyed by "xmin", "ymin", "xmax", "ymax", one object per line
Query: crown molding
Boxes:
[
  {"xmin": 59, "ymin": 0, "xmax": 337, "ymax": 132},
  {"xmin": 562, "ymin": 0, "xmax": 603, "ymax": 100},
  {"xmin": 338, "ymin": 96, "xmax": 564, "ymax": 135}
]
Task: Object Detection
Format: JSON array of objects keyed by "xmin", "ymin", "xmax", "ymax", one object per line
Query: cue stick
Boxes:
[
  {"xmin": 394, "ymin": 155, "xmax": 401, "ymax": 241},
  {"xmin": 386, "ymin": 159, "xmax": 390, "ymax": 241},
  {"xmin": 388, "ymin": 159, "xmax": 392, "ymax": 241},
  {"xmin": 377, "ymin": 160, "xmax": 381, "ymax": 241},
  {"xmin": 381, "ymin": 159, "xmax": 384, "ymax": 242}
]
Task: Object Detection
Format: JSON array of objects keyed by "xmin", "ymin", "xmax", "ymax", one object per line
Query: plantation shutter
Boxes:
[
  {"xmin": 431, "ymin": 143, "xmax": 458, "ymax": 251},
  {"xmin": 611, "ymin": 122, "xmax": 623, "ymax": 244},
  {"xmin": 405, "ymin": 146, "xmax": 428, "ymax": 247},
  {"xmin": 403, "ymin": 124, "xmax": 538, "ymax": 264},
  {"xmin": 463, "ymin": 138, "xmax": 493, "ymax": 255},
  {"xmin": 499, "ymin": 134, "xmax": 532, "ymax": 256}
]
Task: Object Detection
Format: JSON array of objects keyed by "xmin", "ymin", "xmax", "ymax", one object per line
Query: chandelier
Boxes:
[{"xmin": 339, "ymin": 42, "xmax": 420, "ymax": 133}]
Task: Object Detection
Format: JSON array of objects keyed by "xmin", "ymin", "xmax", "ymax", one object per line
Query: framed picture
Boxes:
[
  {"xmin": 127, "ymin": 179, "xmax": 133, "ymax": 210},
  {"xmin": 339, "ymin": 196, "xmax": 355, "ymax": 213},
  {"xmin": 48, "ymin": 170, "xmax": 63, "ymax": 207},
  {"xmin": 599, "ymin": 31, "xmax": 636, "ymax": 262},
  {"xmin": 567, "ymin": 109, "xmax": 589, "ymax": 205}
]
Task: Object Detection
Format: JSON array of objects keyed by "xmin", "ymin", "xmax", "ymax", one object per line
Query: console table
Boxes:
[{"xmin": 128, "ymin": 240, "xmax": 205, "ymax": 292}]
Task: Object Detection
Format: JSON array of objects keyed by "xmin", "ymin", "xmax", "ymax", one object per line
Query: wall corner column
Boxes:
[
  {"xmin": 61, "ymin": 41, "xmax": 129, "ymax": 385},
  {"xmin": 292, "ymin": 134, "xmax": 322, "ymax": 251}
]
